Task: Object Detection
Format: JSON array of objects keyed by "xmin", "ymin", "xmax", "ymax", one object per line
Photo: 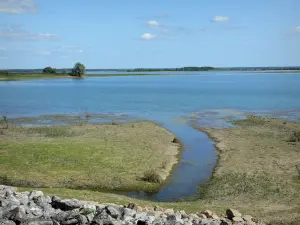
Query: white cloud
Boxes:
[
  {"xmin": 0, "ymin": 47, "xmax": 6, "ymax": 50},
  {"xmin": 212, "ymin": 16, "xmax": 230, "ymax": 22},
  {"xmin": 141, "ymin": 33, "xmax": 156, "ymax": 40},
  {"xmin": 0, "ymin": 0, "xmax": 37, "ymax": 14},
  {"xmin": 0, "ymin": 27, "xmax": 58, "ymax": 41},
  {"xmin": 295, "ymin": 26, "xmax": 300, "ymax": 32},
  {"xmin": 148, "ymin": 20, "xmax": 160, "ymax": 27}
]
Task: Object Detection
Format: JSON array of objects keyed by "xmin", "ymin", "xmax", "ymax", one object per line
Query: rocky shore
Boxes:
[{"xmin": 0, "ymin": 185, "xmax": 266, "ymax": 225}]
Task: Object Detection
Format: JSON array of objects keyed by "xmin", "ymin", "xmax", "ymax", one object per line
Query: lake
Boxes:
[{"xmin": 1, "ymin": 72, "xmax": 300, "ymax": 201}]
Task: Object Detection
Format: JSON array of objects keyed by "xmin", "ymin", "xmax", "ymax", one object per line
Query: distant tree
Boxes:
[
  {"xmin": 0, "ymin": 70, "xmax": 9, "ymax": 75},
  {"xmin": 71, "ymin": 62, "xmax": 86, "ymax": 77},
  {"xmin": 43, "ymin": 67, "xmax": 56, "ymax": 74}
]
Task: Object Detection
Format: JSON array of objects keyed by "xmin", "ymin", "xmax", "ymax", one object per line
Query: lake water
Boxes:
[{"xmin": 1, "ymin": 72, "xmax": 300, "ymax": 201}]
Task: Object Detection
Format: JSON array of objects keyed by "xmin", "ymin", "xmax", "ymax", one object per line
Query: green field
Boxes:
[{"xmin": 0, "ymin": 122, "xmax": 180, "ymax": 192}]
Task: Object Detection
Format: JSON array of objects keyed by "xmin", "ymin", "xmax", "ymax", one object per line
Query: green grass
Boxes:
[
  {"xmin": 0, "ymin": 73, "xmax": 73, "ymax": 81},
  {"xmin": 231, "ymin": 116, "xmax": 268, "ymax": 126},
  {"xmin": 0, "ymin": 122, "xmax": 179, "ymax": 192},
  {"xmin": 0, "ymin": 73, "xmax": 173, "ymax": 81}
]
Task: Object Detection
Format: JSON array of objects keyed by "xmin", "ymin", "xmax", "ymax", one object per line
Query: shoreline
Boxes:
[{"xmin": 1, "ymin": 70, "xmax": 300, "ymax": 81}]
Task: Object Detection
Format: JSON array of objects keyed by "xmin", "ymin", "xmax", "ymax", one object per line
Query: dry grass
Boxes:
[
  {"xmin": 0, "ymin": 122, "xmax": 179, "ymax": 192},
  {"xmin": 199, "ymin": 116, "xmax": 300, "ymax": 224}
]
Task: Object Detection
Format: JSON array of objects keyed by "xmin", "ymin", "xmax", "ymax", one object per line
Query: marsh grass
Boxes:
[
  {"xmin": 26, "ymin": 126, "xmax": 75, "ymax": 137},
  {"xmin": 199, "ymin": 117, "xmax": 300, "ymax": 224},
  {"xmin": 142, "ymin": 170, "xmax": 162, "ymax": 183},
  {"xmin": 0, "ymin": 122, "xmax": 177, "ymax": 192},
  {"xmin": 231, "ymin": 116, "xmax": 267, "ymax": 126},
  {"xmin": 199, "ymin": 172, "xmax": 300, "ymax": 201}
]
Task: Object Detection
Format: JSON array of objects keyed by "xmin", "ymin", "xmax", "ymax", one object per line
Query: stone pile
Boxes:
[{"xmin": 0, "ymin": 185, "xmax": 265, "ymax": 225}]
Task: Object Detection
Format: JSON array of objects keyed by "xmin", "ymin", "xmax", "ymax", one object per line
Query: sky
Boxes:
[{"xmin": 0, "ymin": 0, "xmax": 299, "ymax": 69}]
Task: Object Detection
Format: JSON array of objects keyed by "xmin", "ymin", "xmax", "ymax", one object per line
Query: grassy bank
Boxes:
[
  {"xmin": 2, "ymin": 116, "xmax": 300, "ymax": 224},
  {"xmin": 198, "ymin": 116, "xmax": 300, "ymax": 224},
  {"xmin": 0, "ymin": 73, "xmax": 165, "ymax": 81},
  {"xmin": 0, "ymin": 121, "xmax": 180, "ymax": 192},
  {"xmin": 0, "ymin": 73, "xmax": 77, "ymax": 81}
]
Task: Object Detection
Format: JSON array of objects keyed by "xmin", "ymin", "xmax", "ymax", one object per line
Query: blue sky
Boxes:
[{"xmin": 0, "ymin": 0, "xmax": 299, "ymax": 69}]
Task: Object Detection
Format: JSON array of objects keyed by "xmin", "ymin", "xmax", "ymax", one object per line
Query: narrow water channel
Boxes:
[{"xmin": 125, "ymin": 123, "xmax": 217, "ymax": 202}]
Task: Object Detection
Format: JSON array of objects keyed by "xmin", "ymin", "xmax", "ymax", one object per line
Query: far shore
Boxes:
[{"xmin": 1, "ymin": 70, "xmax": 300, "ymax": 81}]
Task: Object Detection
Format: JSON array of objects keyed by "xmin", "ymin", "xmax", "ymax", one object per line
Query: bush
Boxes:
[
  {"xmin": 142, "ymin": 170, "xmax": 161, "ymax": 183},
  {"xmin": 0, "ymin": 115, "xmax": 8, "ymax": 129},
  {"xmin": 287, "ymin": 130, "xmax": 300, "ymax": 142},
  {"xmin": 0, "ymin": 70, "xmax": 9, "ymax": 75},
  {"xmin": 71, "ymin": 62, "xmax": 86, "ymax": 77},
  {"xmin": 43, "ymin": 67, "xmax": 56, "ymax": 74}
]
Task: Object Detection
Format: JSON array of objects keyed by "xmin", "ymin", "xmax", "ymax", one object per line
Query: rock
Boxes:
[
  {"xmin": 4, "ymin": 206, "xmax": 27, "ymax": 223},
  {"xmin": 201, "ymin": 210, "xmax": 213, "ymax": 218},
  {"xmin": 220, "ymin": 221, "xmax": 231, "ymax": 225},
  {"xmin": 0, "ymin": 220, "xmax": 16, "ymax": 225},
  {"xmin": 197, "ymin": 213, "xmax": 207, "ymax": 219},
  {"xmin": 164, "ymin": 208, "xmax": 174, "ymax": 215},
  {"xmin": 126, "ymin": 203, "xmax": 137, "ymax": 211},
  {"xmin": 14, "ymin": 193, "xmax": 29, "ymax": 206},
  {"xmin": 0, "ymin": 185, "xmax": 267, "ymax": 225},
  {"xmin": 199, "ymin": 219, "xmax": 220, "ymax": 225},
  {"xmin": 189, "ymin": 213, "xmax": 200, "ymax": 220},
  {"xmin": 242, "ymin": 215, "xmax": 253, "ymax": 222},
  {"xmin": 52, "ymin": 197, "xmax": 83, "ymax": 211},
  {"xmin": 21, "ymin": 220, "xmax": 53, "ymax": 225},
  {"xmin": 153, "ymin": 206, "xmax": 163, "ymax": 212},
  {"xmin": 226, "ymin": 209, "xmax": 242, "ymax": 220},
  {"xmin": 105, "ymin": 205, "xmax": 123, "ymax": 219},
  {"xmin": 0, "ymin": 186, "xmax": 16, "ymax": 197},
  {"xmin": 34, "ymin": 196, "xmax": 51, "ymax": 206},
  {"xmin": 91, "ymin": 209, "xmax": 119, "ymax": 225},
  {"xmin": 122, "ymin": 208, "xmax": 136, "ymax": 218},
  {"xmin": 137, "ymin": 221, "xmax": 148, "ymax": 225},
  {"xmin": 179, "ymin": 210, "xmax": 188, "ymax": 219},
  {"xmin": 28, "ymin": 191, "xmax": 44, "ymax": 200},
  {"xmin": 232, "ymin": 217, "xmax": 244, "ymax": 223},
  {"xmin": 174, "ymin": 211, "xmax": 182, "ymax": 221},
  {"xmin": 211, "ymin": 213, "xmax": 219, "ymax": 220},
  {"xmin": 135, "ymin": 212, "xmax": 148, "ymax": 221}
]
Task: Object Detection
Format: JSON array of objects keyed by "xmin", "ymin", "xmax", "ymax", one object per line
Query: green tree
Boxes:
[
  {"xmin": 71, "ymin": 62, "xmax": 86, "ymax": 77},
  {"xmin": 43, "ymin": 67, "xmax": 56, "ymax": 74}
]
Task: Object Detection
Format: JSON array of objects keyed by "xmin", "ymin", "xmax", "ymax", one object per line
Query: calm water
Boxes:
[{"xmin": 1, "ymin": 72, "xmax": 300, "ymax": 201}]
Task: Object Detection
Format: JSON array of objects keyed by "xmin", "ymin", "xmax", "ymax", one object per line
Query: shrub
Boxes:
[
  {"xmin": 0, "ymin": 70, "xmax": 9, "ymax": 75},
  {"xmin": 296, "ymin": 165, "xmax": 300, "ymax": 179},
  {"xmin": 43, "ymin": 67, "xmax": 56, "ymax": 74},
  {"xmin": 0, "ymin": 115, "xmax": 8, "ymax": 129},
  {"xmin": 142, "ymin": 170, "xmax": 161, "ymax": 183},
  {"xmin": 71, "ymin": 62, "xmax": 86, "ymax": 77},
  {"xmin": 287, "ymin": 130, "xmax": 300, "ymax": 142}
]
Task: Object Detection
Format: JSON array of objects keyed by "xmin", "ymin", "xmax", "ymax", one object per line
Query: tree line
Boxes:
[
  {"xmin": 126, "ymin": 67, "xmax": 215, "ymax": 72},
  {"xmin": 42, "ymin": 62, "xmax": 86, "ymax": 77}
]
